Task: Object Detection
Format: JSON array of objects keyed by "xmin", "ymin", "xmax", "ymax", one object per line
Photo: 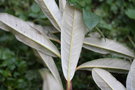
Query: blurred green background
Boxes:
[{"xmin": 0, "ymin": 0, "xmax": 135, "ymax": 90}]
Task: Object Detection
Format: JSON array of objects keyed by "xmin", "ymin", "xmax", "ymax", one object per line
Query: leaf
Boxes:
[
  {"xmin": 42, "ymin": 26, "xmax": 59, "ymax": 34},
  {"xmin": 38, "ymin": 27, "xmax": 60, "ymax": 43},
  {"xmin": 77, "ymin": 58, "xmax": 131, "ymax": 73},
  {"xmin": 125, "ymin": 9, "xmax": 135, "ymax": 20},
  {"xmin": 59, "ymin": 0, "xmax": 66, "ymax": 13},
  {"xmin": 38, "ymin": 52, "xmax": 63, "ymax": 89},
  {"xmin": 68, "ymin": 0, "xmax": 91, "ymax": 9},
  {"xmin": 83, "ymin": 37, "xmax": 134, "ymax": 58},
  {"xmin": 92, "ymin": 68, "xmax": 126, "ymax": 90},
  {"xmin": 83, "ymin": 9, "xmax": 101, "ymax": 31},
  {"xmin": 31, "ymin": 3, "xmax": 40, "ymax": 13},
  {"xmin": 28, "ymin": 22, "xmax": 60, "ymax": 43},
  {"xmin": 35, "ymin": 0, "xmax": 62, "ymax": 31},
  {"xmin": 61, "ymin": 4, "xmax": 86, "ymax": 81},
  {"xmin": 126, "ymin": 59, "xmax": 135, "ymax": 90},
  {"xmin": 0, "ymin": 21, "xmax": 10, "ymax": 31},
  {"xmin": 0, "ymin": 13, "xmax": 60, "ymax": 57},
  {"xmin": 27, "ymin": 21, "xmax": 59, "ymax": 34},
  {"xmin": 39, "ymin": 69, "xmax": 63, "ymax": 90}
]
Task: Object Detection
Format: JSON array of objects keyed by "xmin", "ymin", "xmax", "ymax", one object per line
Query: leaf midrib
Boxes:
[
  {"xmin": 83, "ymin": 42, "xmax": 134, "ymax": 58},
  {"xmin": 77, "ymin": 66, "xmax": 129, "ymax": 71},
  {"xmin": 67, "ymin": 8, "xmax": 76, "ymax": 81},
  {"xmin": 94, "ymin": 69, "xmax": 113, "ymax": 90},
  {"xmin": 42, "ymin": 0, "xmax": 61, "ymax": 30},
  {"xmin": 1, "ymin": 21, "xmax": 60, "ymax": 57}
]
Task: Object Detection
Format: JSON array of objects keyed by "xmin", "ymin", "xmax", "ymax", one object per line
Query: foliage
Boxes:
[
  {"xmin": 0, "ymin": 0, "xmax": 135, "ymax": 90},
  {"xmin": 125, "ymin": 9, "xmax": 135, "ymax": 20},
  {"xmin": 83, "ymin": 9, "xmax": 101, "ymax": 31},
  {"xmin": 69, "ymin": 0, "xmax": 135, "ymax": 48},
  {"xmin": 0, "ymin": 31, "xmax": 42, "ymax": 90},
  {"xmin": 0, "ymin": 1, "xmax": 43, "ymax": 89}
]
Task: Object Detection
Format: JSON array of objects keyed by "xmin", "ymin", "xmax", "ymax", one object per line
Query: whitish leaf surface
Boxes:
[
  {"xmin": 36, "ymin": 0, "xmax": 62, "ymax": 31},
  {"xmin": 92, "ymin": 68, "xmax": 126, "ymax": 90},
  {"xmin": 0, "ymin": 21, "xmax": 10, "ymax": 31},
  {"xmin": 59, "ymin": 0, "xmax": 66, "ymax": 13},
  {"xmin": 0, "ymin": 13, "xmax": 60, "ymax": 57},
  {"xmin": 27, "ymin": 22, "xmax": 59, "ymax": 34},
  {"xmin": 40, "ymin": 26, "xmax": 60, "ymax": 43},
  {"xmin": 38, "ymin": 51, "xmax": 63, "ymax": 89},
  {"xmin": 39, "ymin": 69, "xmax": 63, "ymax": 90},
  {"xmin": 61, "ymin": 4, "xmax": 86, "ymax": 81},
  {"xmin": 77, "ymin": 58, "xmax": 131, "ymax": 73},
  {"xmin": 126, "ymin": 59, "xmax": 135, "ymax": 90},
  {"xmin": 83, "ymin": 37, "xmax": 134, "ymax": 58},
  {"xmin": 28, "ymin": 22, "xmax": 60, "ymax": 43}
]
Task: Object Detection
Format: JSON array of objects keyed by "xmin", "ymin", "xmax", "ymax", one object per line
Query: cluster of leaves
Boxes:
[
  {"xmin": 94, "ymin": 0, "xmax": 135, "ymax": 42},
  {"xmin": 0, "ymin": 0, "xmax": 43, "ymax": 89},
  {"xmin": 68, "ymin": 0, "xmax": 135, "ymax": 48},
  {"xmin": 67, "ymin": 0, "xmax": 135, "ymax": 89},
  {"xmin": 0, "ymin": 31, "xmax": 42, "ymax": 90},
  {"xmin": 0, "ymin": 0, "xmax": 49, "ymax": 25},
  {"xmin": 0, "ymin": 0, "xmax": 135, "ymax": 90}
]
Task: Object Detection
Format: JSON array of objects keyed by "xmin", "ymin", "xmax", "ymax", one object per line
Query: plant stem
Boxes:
[
  {"xmin": 66, "ymin": 81, "xmax": 72, "ymax": 90},
  {"xmin": 128, "ymin": 35, "xmax": 135, "ymax": 48},
  {"xmin": 95, "ymin": 27, "xmax": 106, "ymax": 40}
]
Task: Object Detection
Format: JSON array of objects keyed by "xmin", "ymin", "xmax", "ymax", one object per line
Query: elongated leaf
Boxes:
[
  {"xmin": 0, "ymin": 13, "xmax": 60, "ymax": 57},
  {"xmin": 0, "ymin": 21, "xmax": 10, "ymax": 31},
  {"xmin": 83, "ymin": 9, "xmax": 101, "ymax": 31},
  {"xmin": 61, "ymin": 4, "xmax": 86, "ymax": 81},
  {"xmin": 59, "ymin": 0, "xmax": 66, "ymax": 13},
  {"xmin": 92, "ymin": 68, "xmax": 126, "ymax": 90},
  {"xmin": 83, "ymin": 37, "xmax": 134, "ymax": 58},
  {"xmin": 39, "ymin": 69, "xmax": 63, "ymax": 90},
  {"xmin": 28, "ymin": 22, "xmax": 60, "ymax": 43},
  {"xmin": 126, "ymin": 59, "xmax": 135, "ymax": 90},
  {"xmin": 35, "ymin": 0, "xmax": 62, "ymax": 31},
  {"xmin": 77, "ymin": 58, "xmax": 131, "ymax": 73},
  {"xmin": 38, "ymin": 51, "xmax": 63, "ymax": 89},
  {"xmin": 39, "ymin": 26, "xmax": 60, "ymax": 43},
  {"xmin": 27, "ymin": 22, "xmax": 59, "ymax": 34}
]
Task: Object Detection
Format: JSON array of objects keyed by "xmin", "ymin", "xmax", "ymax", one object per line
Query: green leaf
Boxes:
[
  {"xmin": 125, "ymin": 9, "xmax": 135, "ymax": 20},
  {"xmin": 0, "ymin": 48, "xmax": 15, "ymax": 60},
  {"xmin": 83, "ymin": 9, "xmax": 101, "ymax": 32},
  {"xmin": 0, "ymin": 70, "xmax": 11, "ymax": 77},
  {"xmin": 68, "ymin": 0, "xmax": 91, "ymax": 9},
  {"xmin": 31, "ymin": 3, "xmax": 40, "ymax": 13}
]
